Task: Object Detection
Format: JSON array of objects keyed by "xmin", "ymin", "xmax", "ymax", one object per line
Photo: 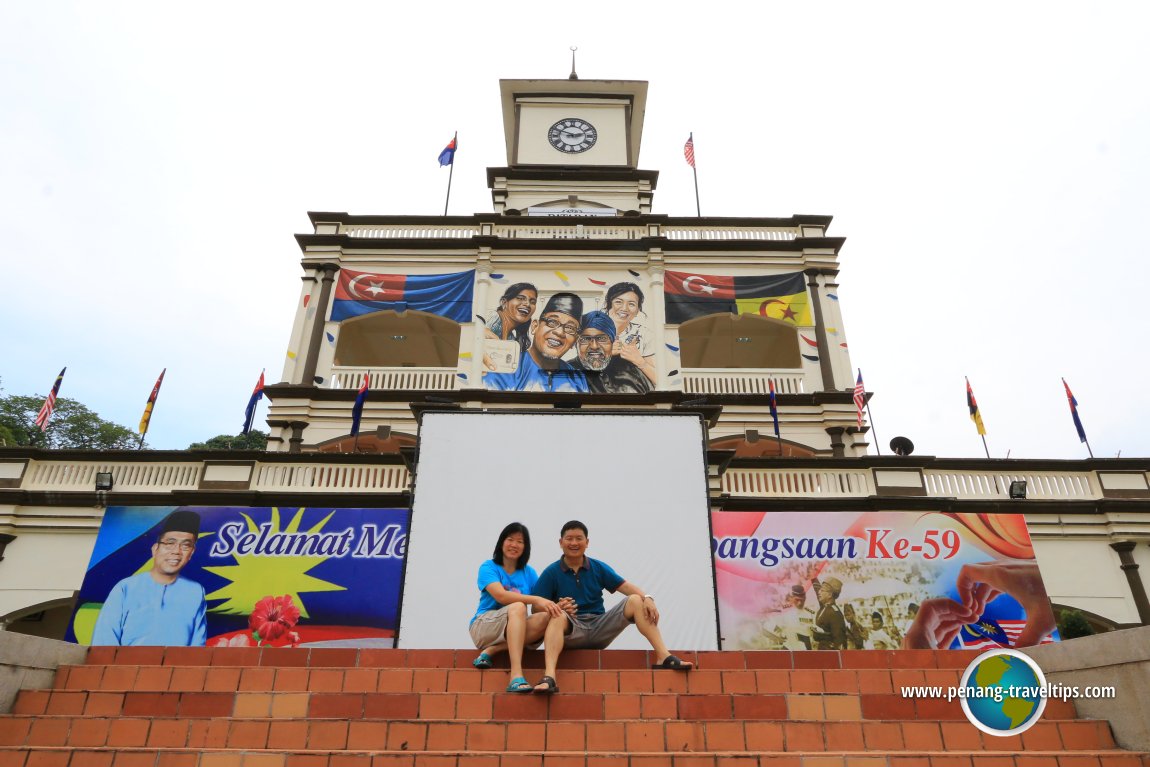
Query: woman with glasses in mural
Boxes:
[
  {"xmin": 604, "ymin": 282, "xmax": 657, "ymax": 387},
  {"xmin": 469, "ymin": 522, "xmax": 570, "ymax": 693}
]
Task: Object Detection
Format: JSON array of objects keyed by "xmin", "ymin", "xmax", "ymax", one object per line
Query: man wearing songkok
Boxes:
[
  {"xmin": 92, "ymin": 509, "xmax": 208, "ymax": 646},
  {"xmin": 484, "ymin": 292, "xmax": 589, "ymax": 393}
]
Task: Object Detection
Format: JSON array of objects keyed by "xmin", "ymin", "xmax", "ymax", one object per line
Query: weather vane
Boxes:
[{"xmin": 569, "ymin": 46, "xmax": 579, "ymax": 80}]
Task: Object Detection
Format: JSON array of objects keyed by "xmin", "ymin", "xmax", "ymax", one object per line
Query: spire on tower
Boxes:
[{"xmin": 569, "ymin": 46, "xmax": 579, "ymax": 80}]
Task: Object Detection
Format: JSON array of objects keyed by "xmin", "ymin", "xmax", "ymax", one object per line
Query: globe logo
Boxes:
[{"xmin": 960, "ymin": 648, "xmax": 1048, "ymax": 736}]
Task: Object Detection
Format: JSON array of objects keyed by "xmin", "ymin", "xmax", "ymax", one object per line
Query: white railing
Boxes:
[
  {"xmin": 330, "ymin": 366, "xmax": 458, "ymax": 391},
  {"xmin": 493, "ymin": 224, "xmax": 640, "ymax": 240},
  {"xmin": 21, "ymin": 461, "xmax": 202, "ymax": 491},
  {"xmin": 682, "ymin": 369, "xmax": 806, "ymax": 395},
  {"xmin": 722, "ymin": 468, "xmax": 873, "ymax": 497},
  {"xmin": 342, "ymin": 224, "xmax": 479, "ymax": 239},
  {"xmin": 923, "ymin": 471, "xmax": 1098, "ymax": 500},
  {"xmin": 253, "ymin": 463, "xmax": 410, "ymax": 493},
  {"xmin": 664, "ymin": 227, "xmax": 797, "ymax": 241}
]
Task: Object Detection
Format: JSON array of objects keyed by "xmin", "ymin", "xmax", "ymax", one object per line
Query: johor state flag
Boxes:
[
  {"xmin": 664, "ymin": 270, "xmax": 811, "ymax": 325},
  {"xmin": 438, "ymin": 135, "xmax": 457, "ymax": 167},
  {"xmin": 331, "ymin": 269, "xmax": 474, "ymax": 323}
]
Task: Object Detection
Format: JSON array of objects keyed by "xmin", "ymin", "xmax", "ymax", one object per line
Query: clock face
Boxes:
[{"xmin": 548, "ymin": 118, "xmax": 598, "ymax": 154}]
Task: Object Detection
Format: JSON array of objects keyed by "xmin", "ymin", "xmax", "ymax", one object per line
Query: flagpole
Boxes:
[
  {"xmin": 689, "ymin": 132, "xmax": 701, "ymax": 217},
  {"xmin": 865, "ymin": 399, "xmax": 881, "ymax": 456},
  {"xmin": 980, "ymin": 435, "xmax": 990, "ymax": 460},
  {"xmin": 443, "ymin": 131, "xmax": 456, "ymax": 216}
]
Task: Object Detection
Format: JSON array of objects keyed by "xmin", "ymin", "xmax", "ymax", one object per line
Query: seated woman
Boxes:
[{"xmin": 469, "ymin": 522, "xmax": 568, "ymax": 692}]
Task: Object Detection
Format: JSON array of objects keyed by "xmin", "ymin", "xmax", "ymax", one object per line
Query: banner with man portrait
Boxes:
[
  {"xmin": 67, "ymin": 506, "xmax": 409, "ymax": 648},
  {"xmin": 712, "ymin": 510, "xmax": 1059, "ymax": 651}
]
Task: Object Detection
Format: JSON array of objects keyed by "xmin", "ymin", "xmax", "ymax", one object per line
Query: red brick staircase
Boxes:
[{"xmin": 1, "ymin": 646, "xmax": 1146, "ymax": 766}]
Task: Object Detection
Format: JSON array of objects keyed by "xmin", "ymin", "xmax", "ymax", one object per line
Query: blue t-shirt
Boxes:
[
  {"xmin": 91, "ymin": 571, "xmax": 208, "ymax": 646},
  {"xmin": 470, "ymin": 559, "xmax": 539, "ymax": 625},
  {"xmin": 532, "ymin": 556, "xmax": 625, "ymax": 615},
  {"xmin": 485, "ymin": 351, "xmax": 589, "ymax": 393}
]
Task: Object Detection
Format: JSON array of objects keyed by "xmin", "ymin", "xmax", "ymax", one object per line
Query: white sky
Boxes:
[{"xmin": 1, "ymin": 2, "xmax": 1147, "ymax": 458}]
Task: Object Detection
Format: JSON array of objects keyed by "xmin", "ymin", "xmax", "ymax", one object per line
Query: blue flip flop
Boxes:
[
  {"xmin": 506, "ymin": 676, "xmax": 533, "ymax": 693},
  {"xmin": 472, "ymin": 652, "xmax": 493, "ymax": 669}
]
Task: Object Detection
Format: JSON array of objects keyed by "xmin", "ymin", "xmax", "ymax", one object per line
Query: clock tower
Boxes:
[{"xmin": 490, "ymin": 78, "xmax": 657, "ymax": 215}]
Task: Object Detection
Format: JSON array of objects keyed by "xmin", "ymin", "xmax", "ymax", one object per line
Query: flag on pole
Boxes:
[
  {"xmin": 350, "ymin": 373, "xmax": 370, "ymax": 436},
  {"xmin": 683, "ymin": 134, "xmax": 696, "ymax": 168},
  {"xmin": 34, "ymin": 367, "xmax": 66, "ymax": 432},
  {"xmin": 768, "ymin": 379, "xmax": 780, "ymax": 436},
  {"xmin": 1062, "ymin": 378, "xmax": 1088, "ymax": 444},
  {"xmin": 138, "ymin": 369, "xmax": 166, "ymax": 436},
  {"xmin": 242, "ymin": 370, "xmax": 266, "ymax": 434},
  {"xmin": 966, "ymin": 377, "xmax": 986, "ymax": 436},
  {"xmin": 437, "ymin": 135, "xmax": 457, "ymax": 167},
  {"xmin": 853, "ymin": 370, "xmax": 866, "ymax": 428}
]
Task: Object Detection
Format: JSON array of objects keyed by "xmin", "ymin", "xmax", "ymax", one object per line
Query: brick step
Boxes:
[
  {"xmin": 1, "ymin": 747, "xmax": 1148, "ymax": 767},
  {"xmin": 54, "ymin": 665, "xmax": 972, "ymax": 695},
  {"xmin": 9, "ymin": 690, "xmax": 1083, "ymax": 723},
  {"xmin": 0, "ymin": 716, "xmax": 1117, "ymax": 752},
  {"xmin": 81, "ymin": 647, "xmax": 984, "ymax": 672}
]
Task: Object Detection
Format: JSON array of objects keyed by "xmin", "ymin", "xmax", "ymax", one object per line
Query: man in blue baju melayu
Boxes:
[
  {"xmin": 484, "ymin": 292, "xmax": 589, "ymax": 393},
  {"xmin": 92, "ymin": 510, "xmax": 208, "ymax": 646}
]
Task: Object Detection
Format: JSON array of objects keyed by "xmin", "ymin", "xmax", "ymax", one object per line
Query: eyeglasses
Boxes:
[
  {"xmin": 540, "ymin": 317, "xmax": 579, "ymax": 336},
  {"xmin": 577, "ymin": 335, "xmax": 613, "ymax": 347},
  {"xmin": 157, "ymin": 539, "xmax": 195, "ymax": 552}
]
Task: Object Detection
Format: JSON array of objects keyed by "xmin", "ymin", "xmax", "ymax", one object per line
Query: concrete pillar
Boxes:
[
  {"xmin": 1110, "ymin": 541, "xmax": 1150, "ymax": 625},
  {"xmin": 805, "ymin": 270, "xmax": 836, "ymax": 392},
  {"xmin": 300, "ymin": 264, "xmax": 340, "ymax": 387}
]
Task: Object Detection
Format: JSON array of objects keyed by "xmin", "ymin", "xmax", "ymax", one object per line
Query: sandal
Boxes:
[
  {"xmin": 506, "ymin": 676, "xmax": 533, "ymax": 693},
  {"xmin": 654, "ymin": 654, "xmax": 693, "ymax": 671},
  {"xmin": 472, "ymin": 652, "xmax": 493, "ymax": 670},
  {"xmin": 533, "ymin": 675, "xmax": 559, "ymax": 694}
]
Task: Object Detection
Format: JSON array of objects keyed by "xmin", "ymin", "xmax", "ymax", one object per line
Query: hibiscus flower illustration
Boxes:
[{"xmin": 249, "ymin": 594, "xmax": 302, "ymax": 645}]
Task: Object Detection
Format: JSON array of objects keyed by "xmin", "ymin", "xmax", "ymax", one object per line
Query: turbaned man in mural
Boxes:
[
  {"xmin": 484, "ymin": 292, "xmax": 589, "ymax": 393},
  {"xmin": 91, "ymin": 510, "xmax": 208, "ymax": 646},
  {"xmin": 568, "ymin": 310, "xmax": 652, "ymax": 395}
]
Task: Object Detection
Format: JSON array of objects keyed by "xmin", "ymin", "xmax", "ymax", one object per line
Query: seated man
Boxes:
[
  {"xmin": 568, "ymin": 310, "xmax": 652, "ymax": 394},
  {"xmin": 529, "ymin": 520, "xmax": 692, "ymax": 693},
  {"xmin": 484, "ymin": 292, "xmax": 589, "ymax": 393}
]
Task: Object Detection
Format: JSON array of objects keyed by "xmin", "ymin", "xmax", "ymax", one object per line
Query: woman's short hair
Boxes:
[
  {"xmin": 492, "ymin": 522, "xmax": 532, "ymax": 569},
  {"xmin": 605, "ymin": 282, "xmax": 645, "ymax": 313}
]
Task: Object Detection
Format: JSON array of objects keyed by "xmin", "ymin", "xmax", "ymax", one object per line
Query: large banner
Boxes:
[
  {"xmin": 67, "ymin": 506, "xmax": 409, "ymax": 648},
  {"xmin": 712, "ymin": 510, "xmax": 1059, "ymax": 651}
]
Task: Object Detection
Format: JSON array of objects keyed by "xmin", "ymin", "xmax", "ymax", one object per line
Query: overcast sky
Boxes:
[{"xmin": 2, "ymin": 2, "xmax": 1147, "ymax": 459}]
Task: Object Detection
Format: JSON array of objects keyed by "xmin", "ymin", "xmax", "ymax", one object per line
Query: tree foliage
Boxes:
[
  {"xmin": 188, "ymin": 430, "xmax": 269, "ymax": 451},
  {"xmin": 1057, "ymin": 608, "xmax": 1096, "ymax": 640},
  {"xmin": 0, "ymin": 394, "xmax": 141, "ymax": 449}
]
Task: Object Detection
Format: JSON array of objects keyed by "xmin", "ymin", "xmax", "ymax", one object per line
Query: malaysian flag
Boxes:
[
  {"xmin": 853, "ymin": 370, "xmax": 866, "ymax": 428},
  {"xmin": 683, "ymin": 134, "xmax": 696, "ymax": 168},
  {"xmin": 34, "ymin": 367, "xmax": 66, "ymax": 432}
]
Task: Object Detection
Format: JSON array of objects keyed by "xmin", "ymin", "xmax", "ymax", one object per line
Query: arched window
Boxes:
[
  {"xmin": 679, "ymin": 313, "xmax": 801, "ymax": 369},
  {"xmin": 334, "ymin": 310, "xmax": 461, "ymax": 368}
]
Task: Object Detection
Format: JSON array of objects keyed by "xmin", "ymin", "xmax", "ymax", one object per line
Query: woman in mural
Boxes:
[
  {"xmin": 469, "ymin": 522, "xmax": 569, "ymax": 693},
  {"xmin": 604, "ymin": 282, "xmax": 656, "ymax": 386},
  {"xmin": 485, "ymin": 283, "xmax": 538, "ymax": 350}
]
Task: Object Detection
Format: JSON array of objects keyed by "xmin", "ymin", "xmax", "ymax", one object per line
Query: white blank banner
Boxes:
[{"xmin": 399, "ymin": 411, "xmax": 718, "ymax": 651}]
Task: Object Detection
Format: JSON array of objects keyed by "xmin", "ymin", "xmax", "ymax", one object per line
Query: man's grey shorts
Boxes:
[{"xmin": 565, "ymin": 598, "xmax": 633, "ymax": 650}]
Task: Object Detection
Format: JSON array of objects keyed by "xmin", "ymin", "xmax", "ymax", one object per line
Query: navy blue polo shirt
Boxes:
[{"xmin": 532, "ymin": 556, "xmax": 625, "ymax": 615}]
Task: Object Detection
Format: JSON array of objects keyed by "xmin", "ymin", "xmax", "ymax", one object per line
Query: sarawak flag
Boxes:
[
  {"xmin": 664, "ymin": 270, "xmax": 811, "ymax": 325},
  {"xmin": 138, "ymin": 369, "xmax": 166, "ymax": 436},
  {"xmin": 350, "ymin": 374, "xmax": 369, "ymax": 437},
  {"xmin": 331, "ymin": 269, "xmax": 474, "ymax": 323},
  {"xmin": 966, "ymin": 377, "xmax": 987, "ymax": 436},
  {"xmin": 242, "ymin": 371, "xmax": 265, "ymax": 434}
]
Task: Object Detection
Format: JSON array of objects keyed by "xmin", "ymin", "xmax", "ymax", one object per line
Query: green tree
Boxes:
[
  {"xmin": 0, "ymin": 394, "xmax": 141, "ymax": 449},
  {"xmin": 1057, "ymin": 608, "xmax": 1096, "ymax": 640},
  {"xmin": 188, "ymin": 430, "xmax": 269, "ymax": 451}
]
